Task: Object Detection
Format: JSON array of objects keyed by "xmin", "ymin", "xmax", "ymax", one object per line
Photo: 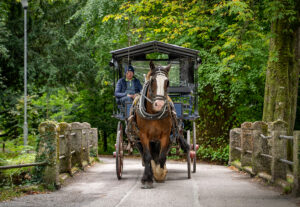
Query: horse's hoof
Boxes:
[{"xmin": 141, "ymin": 182, "xmax": 153, "ymax": 189}]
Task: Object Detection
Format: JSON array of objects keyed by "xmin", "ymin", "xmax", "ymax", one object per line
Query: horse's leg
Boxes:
[
  {"xmin": 152, "ymin": 134, "xmax": 169, "ymax": 182},
  {"xmin": 140, "ymin": 133, "xmax": 153, "ymax": 188},
  {"xmin": 159, "ymin": 135, "xmax": 170, "ymax": 168},
  {"xmin": 150, "ymin": 141, "xmax": 160, "ymax": 163},
  {"xmin": 136, "ymin": 141, "xmax": 144, "ymax": 166},
  {"xmin": 136, "ymin": 141, "xmax": 143, "ymax": 156}
]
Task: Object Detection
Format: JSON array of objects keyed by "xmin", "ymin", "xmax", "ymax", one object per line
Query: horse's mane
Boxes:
[{"xmin": 146, "ymin": 71, "xmax": 152, "ymax": 81}]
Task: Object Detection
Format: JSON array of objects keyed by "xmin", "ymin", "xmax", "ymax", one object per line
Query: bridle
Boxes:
[
  {"xmin": 145, "ymin": 68, "xmax": 169, "ymax": 104},
  {"xmin": 137, "ymin": 68, "xmax": 170, "ymax": 120}
]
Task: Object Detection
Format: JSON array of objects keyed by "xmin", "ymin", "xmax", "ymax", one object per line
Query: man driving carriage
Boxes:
[{"xmin": 115, "ymin": 65, "xmax": 142, "ymax": 106}]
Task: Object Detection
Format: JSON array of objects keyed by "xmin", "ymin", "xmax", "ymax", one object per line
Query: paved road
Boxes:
[{"xmin": 0, "ymin": 157, "xmax": 298, "ymax": 207}]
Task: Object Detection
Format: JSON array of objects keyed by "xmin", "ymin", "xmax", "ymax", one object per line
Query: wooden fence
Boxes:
[{"xmin": 229, "ymin": 120, "xmax": 300, "ymax": 196}]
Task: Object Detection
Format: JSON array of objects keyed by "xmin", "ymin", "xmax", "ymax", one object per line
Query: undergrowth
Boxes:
[
  {"xmin": 196, "ymin": 144, "xmax": 229, "ymax": 164},
  {"xmin": 0, "ymin": 136, "xmax": 44, "ymax": 201}
]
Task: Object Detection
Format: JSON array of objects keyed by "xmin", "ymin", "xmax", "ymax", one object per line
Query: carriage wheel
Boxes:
[
  {"xmin": 187, "ymin": 130, "xmax": 191, "ymax": 179},
  {"xmin": 116, "ymin": 121, "xmax": 124, "ymax": 180},
  {"xmin": 192, "ymin": 121, "xmax": 197, "ymax": 173}
]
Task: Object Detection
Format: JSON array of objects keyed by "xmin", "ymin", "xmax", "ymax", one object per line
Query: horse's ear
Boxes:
[
  {"xmin": 165, "ymin": 64, "xmax": 171, "ymax": 73},
  {"xmin": 150, "ymin": 61, "xmax": 155, "ymax": 71}
]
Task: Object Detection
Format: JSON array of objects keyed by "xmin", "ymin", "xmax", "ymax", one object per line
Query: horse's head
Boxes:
[{"xmin": 146, "ymin": 61, "xmax": 171, "ymax": 112}]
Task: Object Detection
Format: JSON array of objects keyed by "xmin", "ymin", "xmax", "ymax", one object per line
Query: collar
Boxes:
[{"xmin": 126, "ymin": 77, "xmax": 135, "ymax": 81}]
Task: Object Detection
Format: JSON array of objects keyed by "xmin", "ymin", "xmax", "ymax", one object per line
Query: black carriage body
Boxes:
[{"xmin": 110, "ymin": 41, "xmax": 201, "ymax": 121}]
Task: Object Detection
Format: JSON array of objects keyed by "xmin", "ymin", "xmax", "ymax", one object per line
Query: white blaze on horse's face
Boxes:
[
  {"xmin": 156, "ymin": 74, "xmax": 168, "ymax": 96},
  {"xmin": 153, "ymin": 74, "xmax": 168, "ymax": 112}
]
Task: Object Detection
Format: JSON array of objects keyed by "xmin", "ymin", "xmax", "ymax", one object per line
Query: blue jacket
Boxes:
[{"xmin": 115, "ymin": 77, "xmax": 142, "ymax": 98}]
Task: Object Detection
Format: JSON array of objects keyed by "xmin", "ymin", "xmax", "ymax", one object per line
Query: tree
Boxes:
[
  {"xmin": 104, "ymin": 0, "xmax": 269, "ymax": 147},
  {"xmin": 262, "ymin": 0, "xmax": 300, "ymax": 134}
]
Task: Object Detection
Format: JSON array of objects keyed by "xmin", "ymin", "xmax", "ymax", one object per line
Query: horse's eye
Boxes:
[{"xmin": 166, "ymin": 80, "xmax": 169, "ymax": 87}]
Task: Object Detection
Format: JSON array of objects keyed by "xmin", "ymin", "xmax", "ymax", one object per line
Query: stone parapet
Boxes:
[
  {"xmin": 36, "ymin": 121, "xmax": 98, "ymax": 187},
  {"xmin": 229, "ymin": 128, "xmax": 241, "ymax": 165},
  {"xmin": 37, "ymin": 121, "xmax": 60, "ymax": 187},
  {"xmin": 241, "ymin": 122, "xmax": 253, "ymax": 167},
  {"xmin": 229, "ymin": 120, "xmax": 299, "ymax": 195}
]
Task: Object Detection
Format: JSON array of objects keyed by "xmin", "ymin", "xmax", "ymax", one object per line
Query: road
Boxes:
[{"xmin": 0, "ymin": 157, "xmax": 298, "ymax": 207}]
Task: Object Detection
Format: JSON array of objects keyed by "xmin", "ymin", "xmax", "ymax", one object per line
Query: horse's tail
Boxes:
[{"xmin": 178, "ymin": 134, "xmax": 190, "ymax": 153}]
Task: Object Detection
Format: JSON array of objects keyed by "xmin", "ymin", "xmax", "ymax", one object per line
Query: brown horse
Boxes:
[{"xmin": 134, "ymin": 61, "xmax": 188, "ymax": 189}]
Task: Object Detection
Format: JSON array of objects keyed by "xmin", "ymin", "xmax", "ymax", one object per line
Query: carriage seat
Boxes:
[{"xmin": 167, "ymin": 86, "xmax": 192, "ymax": 95}]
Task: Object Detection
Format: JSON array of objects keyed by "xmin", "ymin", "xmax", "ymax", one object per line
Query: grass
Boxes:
[
  {"xmin": 0, "ymin": 185, "xmax": 49, "ymax": 202},
  {"xmin": 0, "ymin": 187, "xmax": 24, "ymax": 202},
  {"xmin": 0, "ymin": 142, "xmax": 43, "ymax": 202}
]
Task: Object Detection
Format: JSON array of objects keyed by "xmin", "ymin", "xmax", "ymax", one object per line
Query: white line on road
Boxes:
[
  {"xmin": 115, "ymin": 174, "xmax": 141, "ymax": 207},
  {"xmin": 193, "ymin": 178, "xmax": 202, "ymax": 207}
]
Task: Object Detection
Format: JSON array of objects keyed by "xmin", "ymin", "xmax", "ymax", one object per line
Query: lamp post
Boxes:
[{"xmin": 22, "ymin": 0, "xmax": 28, "ymax": 146}]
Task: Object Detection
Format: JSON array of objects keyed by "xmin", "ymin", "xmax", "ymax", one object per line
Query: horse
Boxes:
[{"xmin": 134, "ymin": 61, "xmax": 189, "ymax": 189}]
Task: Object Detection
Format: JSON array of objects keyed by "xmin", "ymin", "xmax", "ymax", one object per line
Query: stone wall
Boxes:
[
  {"xmin": 229, "ymin": 120, "xmax": 300, "ymax": 196},
  {"xmin": 36, "ymin": 121, "xmax": 98, "ymax": 187}
]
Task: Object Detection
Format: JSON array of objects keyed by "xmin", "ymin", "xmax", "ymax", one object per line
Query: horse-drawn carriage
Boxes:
[{"xmin": 110, "ymin": 41, "xmax": 201, "ymax": 188}]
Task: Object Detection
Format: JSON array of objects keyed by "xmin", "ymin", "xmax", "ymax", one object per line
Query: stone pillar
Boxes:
[
  {"xmin": 91, "ymin": 128, "xmax": 98, "ymax": 157},
  {"xmin": 37, "ymin": 121, "xmax": 59, "ymax": 187},
  {"xmin": 241, "ymin": 122, "xmax": 253, "ymax": 167},
  {"xmin": 270, "ymin": 120, "xmax": 287, "ymax": 182},
  {"xmin": 71, "ymin": 122, "xmax": 84, "ymax": 169},
  {"xmin": 58, "ymin": 122, "xmax": 71, "ymax": 174},
  {"xmin": 252, "ymin": 121, "xmax": 269, "ymax": 175},
  {"xmin": 229, "ymin": 128, "xmax": 242, "ymax": 164},
  {"xmin": 293, "ymin": 131, "xmax": 300, "ymax": 196},
  {"xmin": 82, "ymin": 122, "xmax": 91, "ymax": 165}
]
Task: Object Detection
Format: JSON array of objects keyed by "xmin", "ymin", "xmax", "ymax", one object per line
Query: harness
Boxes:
[
  {"xmin": 128, "ymin": 69, "xmax": 181, "ymax": 143},
  {"xmin": 136, "ymin": 80, "xmax": 169, "ymax": 120}
]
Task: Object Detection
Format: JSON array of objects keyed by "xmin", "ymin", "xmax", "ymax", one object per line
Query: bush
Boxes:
[
  {"xmin": 0, "ymin": 137, "xmax": 37, "ymax": 188},
  {"xmin": 98, "ymin": 132, "xmax": 116, "ymax": 155},
  {"xmin": 197, "ymin": 144, "xmax": 229, "ymax": 164},
  {"xmin": 0, "ymin": 152, "xmax": 36, "ymax": 187}
]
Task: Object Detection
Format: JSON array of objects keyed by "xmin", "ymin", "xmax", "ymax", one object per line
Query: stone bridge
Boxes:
[
  {"xmin": 0, "ymin": 121, "xmax": 299, "ymax": 207},
  {"xmin": 0, "ymin": 157, "xmax": 298, "ymax": 207}
]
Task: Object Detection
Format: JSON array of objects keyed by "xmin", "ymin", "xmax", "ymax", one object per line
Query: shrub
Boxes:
[{"xmin": 197, "ymin": 144, "xmax": 229, "ymax": 164}]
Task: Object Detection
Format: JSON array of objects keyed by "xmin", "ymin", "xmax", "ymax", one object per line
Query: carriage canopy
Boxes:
[
  {"xmin": 110, "ymin": 41, "xmax": 200, "ymax": 61},
  {"xmin": 110, "ymin": 41, "xmax": 201, "ymax": 87},
  {"xmin": 110, "ymin": 41, "xmax": 201, "ymax": 119}
]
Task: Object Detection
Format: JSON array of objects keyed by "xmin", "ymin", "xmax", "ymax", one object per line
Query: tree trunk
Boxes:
[
  {"xmin": 263, "ymin": 18, "xmax": 300, "ymax": 135},
  {"xmin": 292, "ymin": 27, "xmax": 300, "ymax": 131},
  {"xmin": 262, "ymin": 2, "xmax": 300, "ymax": 162}
]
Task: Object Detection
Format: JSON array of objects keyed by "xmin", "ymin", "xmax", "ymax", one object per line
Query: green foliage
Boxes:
[
  {"xmin": 107, "ymin": 133, "xmax": 117, "ymax": 154},
  {"xmin": 103, "ymin": 0, "xmax": 269, "ymax": 155},
  {"xmin": 264, "ymin": 0, "xmax": 298, "ymax": 24},
  {"xmin": 0, "ymin": 185, "xmax": 48, "ymax": 202},
  {"xmin": 0, "ymin": 0, "xmax": 298, "ymax": 168},
  {"xmin": 197, "ymin": 144, "xmax": 229, "ymax": 164},
  {"xmin": 31, "ymin": 89, "xmax": 74, "ymax": 122},
  {"xmin": 167, "ymin": 147, "xmax": 180, "ymax": 160},
  {"xmin": 0, "ymin": 1, "xmax": 10, "ymax": 61},
  {"xmin": 0, "ymin": 0, "xmax": 121, "ymax": 152},
  {"xmin": 0, "ymin": 188, "xmax": 24, "ymax": 202},
  {"xmin": 0, "ymin": 141, "xmax": 36, "ymax": 188}
]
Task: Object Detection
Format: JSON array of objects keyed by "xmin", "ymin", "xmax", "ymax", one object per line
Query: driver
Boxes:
[{"xmin": 115, "ymin": 65, "xmax": 142, "ymax": 106}]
